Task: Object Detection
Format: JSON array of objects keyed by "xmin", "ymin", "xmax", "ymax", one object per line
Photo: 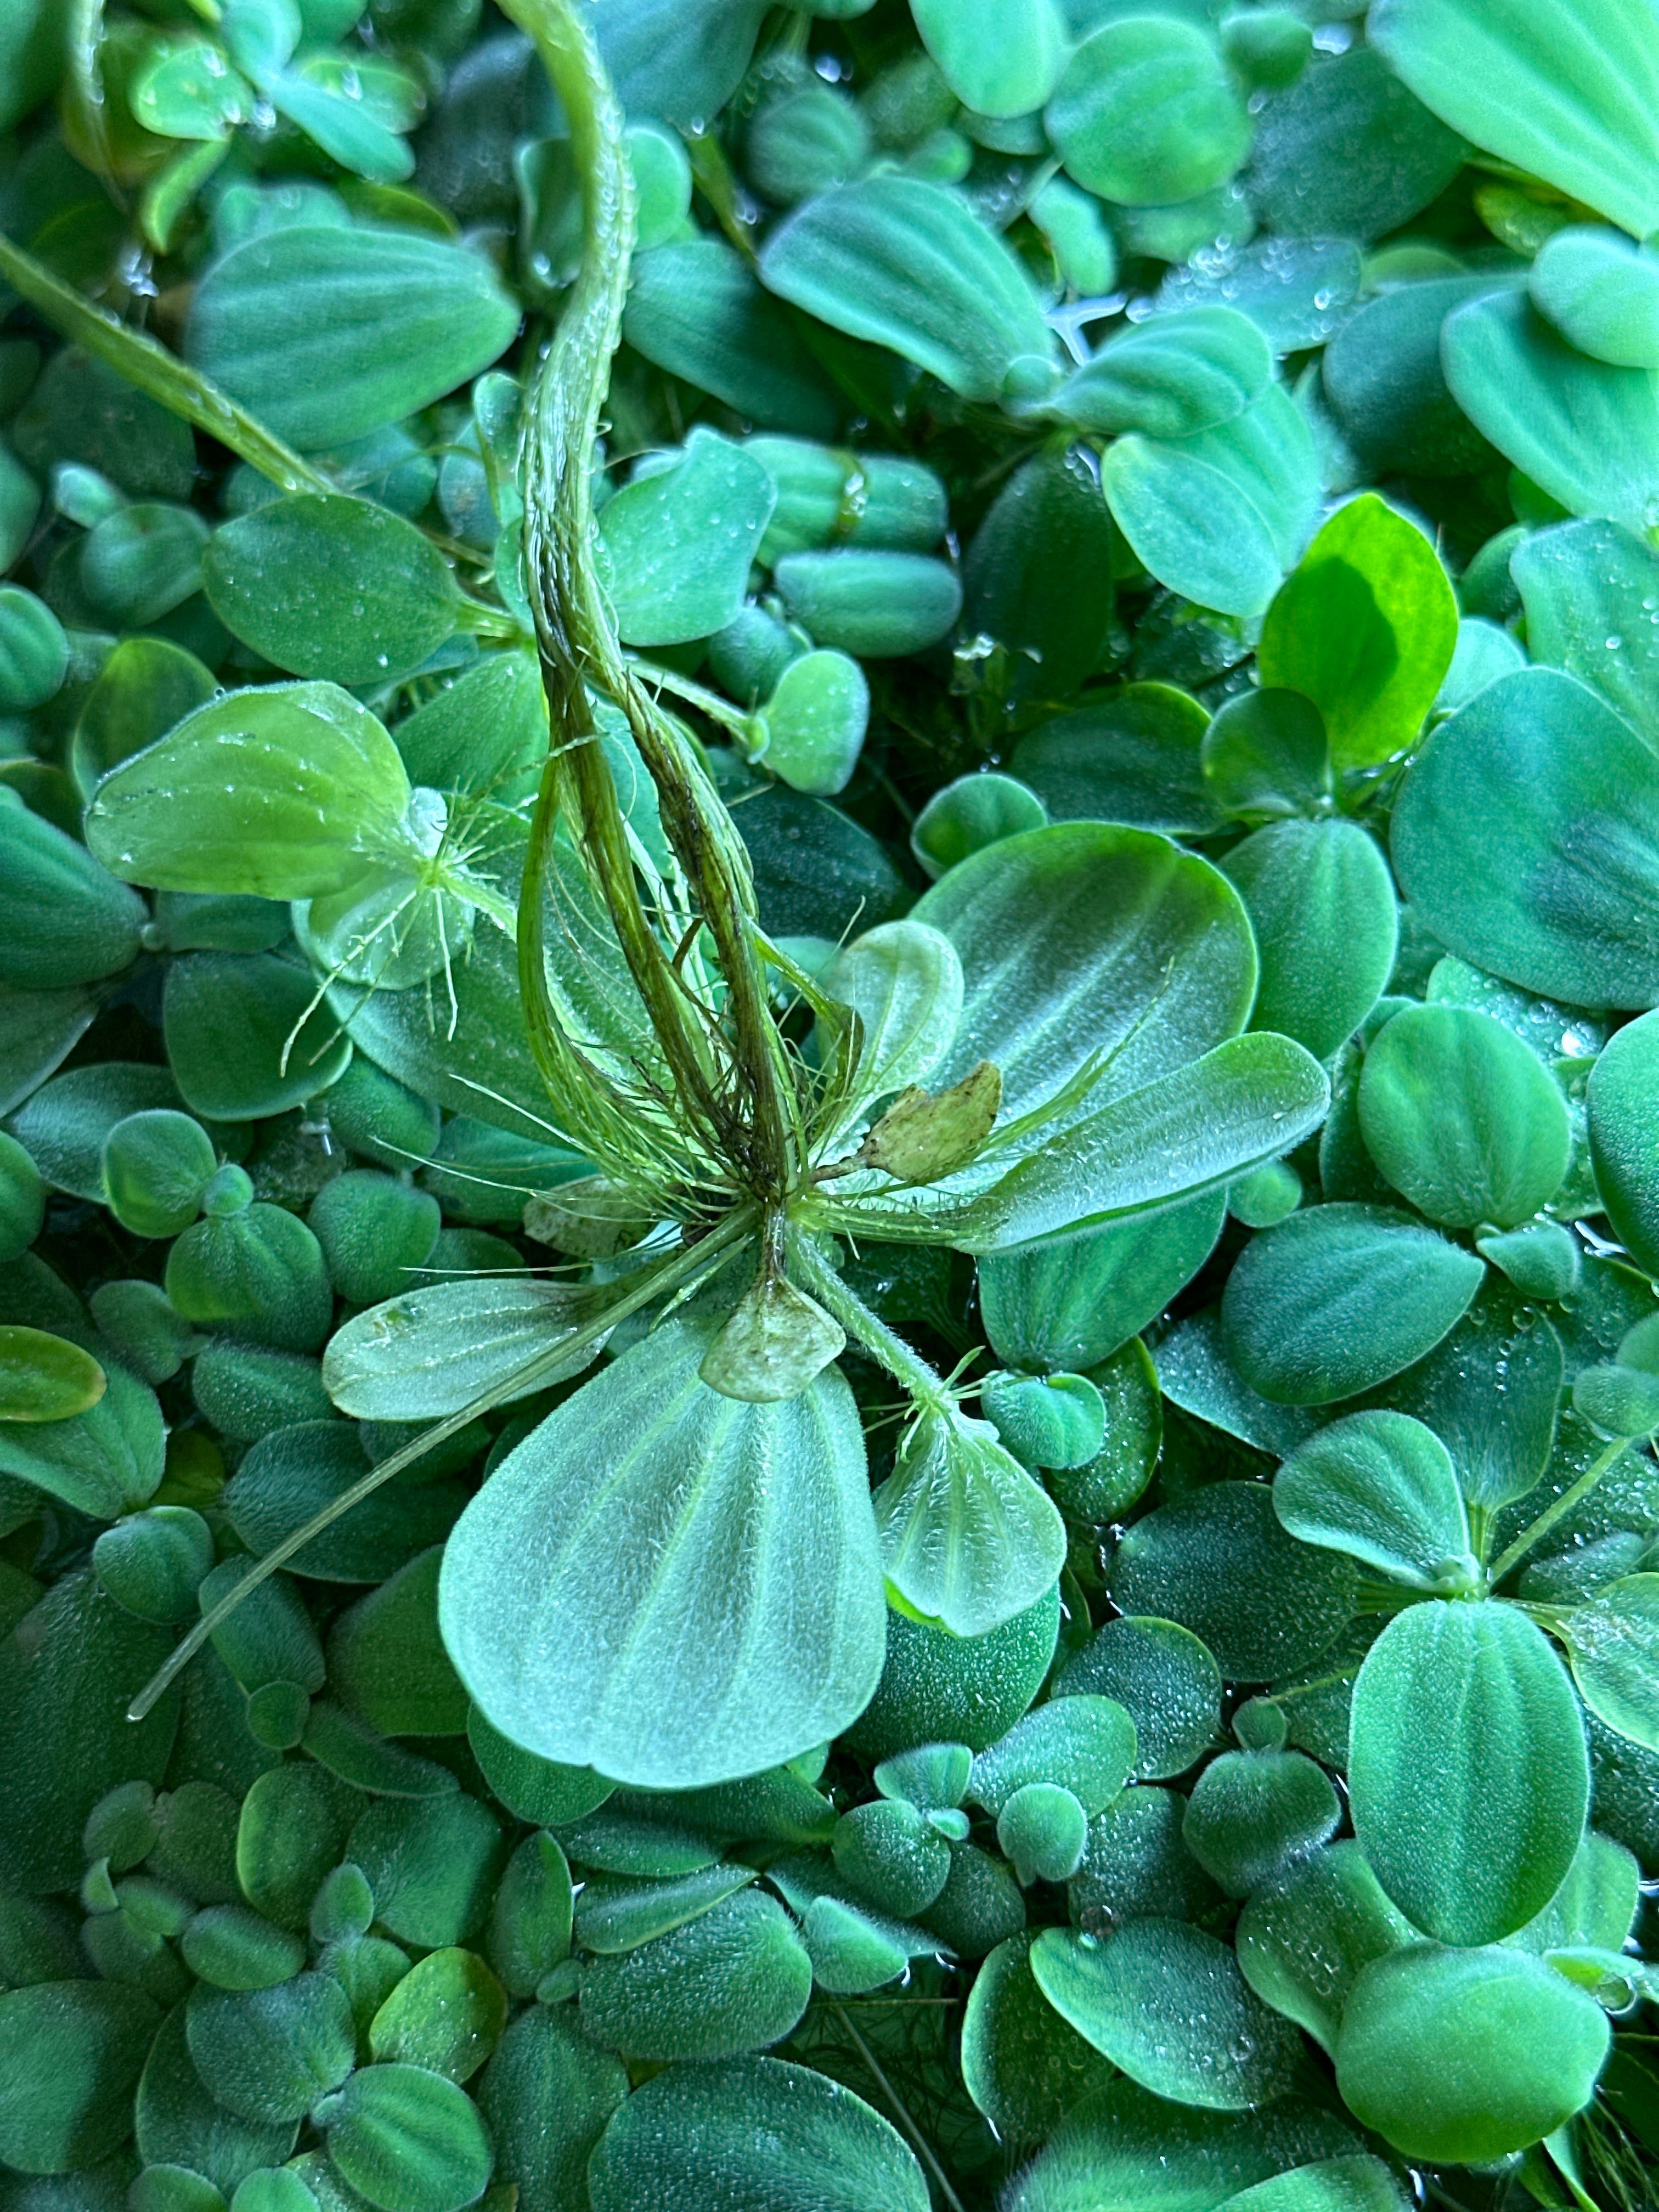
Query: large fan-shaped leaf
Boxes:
[
  {"xmin": 438, "ymin": 1315, "xmax": 885, "ymax": 1790},
  {"xmin": 1391, "ymin": 667, "xmax": 1659, "ymax": 1009},
  {"xmin": 1369, "ymin": 0, "xmax": 1659, "ymax": 239}
]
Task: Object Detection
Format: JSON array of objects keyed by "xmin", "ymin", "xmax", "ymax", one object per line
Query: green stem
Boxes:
[
  {"xmin": 127, "ymin": 1206, "xmax": 759, "ymax": 1723},
  {"xmin": 0, "ymin": 232, "xmax": 335, "ymax": 498},
  {"xmin": 634, "ymin": 660, "xmax": 759, "ymax": 745},
  {"xmin": 789, "ymin": 1230, "xmax": 951, "ymax": 1414},
  {"xmin": 1488, "ymin": 1436, "xmax": 1632, "ymax": 1587}
]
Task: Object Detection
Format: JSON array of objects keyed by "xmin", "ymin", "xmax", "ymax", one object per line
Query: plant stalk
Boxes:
[
  {"xmin": 498, "ymin": 0, "xmax": 797, "ymax": 1206},
  {"xmin": 789, "ymin": 1229, "xmax": 952, "ymax": 1415},
  {"xmin": 1488, "ymin": 1435, "xmax": 1633, "ymax": 1586}
]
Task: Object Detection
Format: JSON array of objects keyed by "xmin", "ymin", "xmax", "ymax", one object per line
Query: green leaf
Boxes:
[
  {"xmin": 1181, "ymin": 1749, "xmax": 1342, "ymax": 1898},
  {"xmin": 103, "ymin": 1107, "xmax": 216, "ymax": 1238},
  {"xmin": 924, "ymin": 1032, "xmax": 1330, "ymax": 1254},
  {"xmin": 1256, "ymin": 494, "xmax": 1458, "ymax": 769},
  {"xmin": 1442, "ymin": 289, "xmax": 1659, "ymax": 532},
  {"xmin": 981, "ymin": 1371, "xmax": 1105, "ymax": 1471},
  {"xmin": 599, "ymin": 430, "xmax": 775, "ymax": 647},
  {"xmin": 348, "ymin": 1792, "xmax": 504, "ymax": 1946},
  {"xmin": 235, "ymin": 1764, "xmax": 358, "ymax": 1930},
  {"xmin": 1558, "ymin": 1575, "xmax": 1659, "ymax": 1751},
  {"xmin": 1109, "ymin": 1482, "xmax": 1356, "ymax": 1681},
  {"xmin": 911, "ymin": 0, "xmax": 1067, "ymax": 117},
  {"xmin": 622, "ymin": 239, "xmax": 843, "ymax": 437},
  {"xmin": 475, "ymin": 2010, "xmax": 625, "ymax": 2212},
  {"xmin": 0, "ymin": 982, "xmax": 103, "ymax": 1120},
  {"xmin": 187, "ymin": 225, "xmax": 520, "ymax": 450},
  {"xmin": 912, "ymin": 822, "xmax": 1256, "ymax": 1126},
  {"xmin": 960, "ymin": 448, "xmax": 1119, "ymax": 710},
  {"xmin": 163, "ymin": 954, "xmax": 353, "ymax": 1121},
  {"xmin": 973, "ymin": 1690, "xmax": 1141, "ymax": 1814},
  {"xmin": 222, "ymin": 1421, "xmax": 461, "ymax": 1584},
  {"xmin": 845, "ymin": 1583, "xmax": 1059, "ymax": 1760},
  {"xmin": 1011, "ymin": 684, "xmax": 1222, "ymax": 839},
  {"xmin": 466, "ymin": 1706, "xmax": 611, "ymax": 1829},
  {"xmin": 135, "ymin": 2002, "xmax": 299, "ymax": 2192},
  {"xmin": 1220, "ymin": 820, "xmax": 1397, "ymax": 1062},
  {"xmin": 872, "ymin": 1402, "xmax": 1066, "ymax": 1638},
  {"xmin": 181, "ymin": 1904, "xmax": 306, "ymax": 1993},
  {"xmin": 0, "ymin": 1353, "xmax": 162, "ymax": 1518},
  {"xmin": 328, "ymin": 918, "xmax": 554, "ymax": 1147},
  {"xmin": 1511, "ymin": 518, "xmax": 1659, "ymax": 741},
  {"xmin": 1071, "ymin": 1784, "xmax": 1223, "ymax": 1930},
  {"xmin": 1217, "ymin": 2159, "xmax": 1411, "ymax": 2212},
  {"xmin": 1369, "ymin": 0, "xmax": 1659, "ymax": 237},
  {"xmin": 314, "ymin": 2063, "xmax": 494, "ymax": 2212},
  {"xmin": 1031, "ymin": 1919, "xmax": 1301, "ymax": 2110},
  {"xmin": 187, "ymin": 1973, "xmax": 356, "ymax": 2124},
  {"xmin": 0, "ymin": 586, "xmax": 69, "ymax": 713},
  {"xmin": 586, "ymin": 2058, "xmax": 929, "ymax": 2212},
  {"xmin": 979, "ymin": 1194, "xmax": 1225, "ymax": 1375},
  {"xmin": 962, "ymin": 1932, "xmax": 1116, "ymax": 2146},
  {"xmin": 87, "ymin": 681, "xmax": 411, "ymax": 900},
  {"xmin": 1155, "ymin": 1310, "xmax": 1321, "ymax": 1459},
  {"xmin": 1236, "ymin": 1841, "xmax": 1416, "ymax": 2055},
  {"xmin": 772, "ymin": 548, "xmax": 961, "ymax": 659},
  {"xmin": 204, "ymin": 496, "xmax": 460, "ymax": 685},
  {"xmin": 0, "ymin": 1324, "xmax": 106, "ymax": 1425},
  {"xmin": 590, "ymin": 0, "xmax": 768, "ymax": 128},
  {"xmin": 1587, "ymin": 1007, "xmax": 1659, "ymax": 1276},
  {"xmin": 1274, "ymin": 1412, "xmax": 1473, "ymax": 1589},
  {"xmin": 1002, "ymin": 2078, "xmax": 1358, "ymax": 2212},
  {"xmin": 1246, "ymin": 47, "xmax": 1465, "ymax": 245},
  {"xmin": 578, "ymin": 1889, "xmax": 811, "ymax": 2061},
  {"xmin": 759, "ymin": 176, "xmax": 1056, "ymax": 403},
  {"xmin": 1054, "ymin": 1614, "xmax": 1222, "ymax": 1781},
  {"xmin": 755, "ymin": 649, "xmax": 869, "ymax": 798},
  {"xmin": 825, "ymin": 919, "xmax": 963, "ymax": 1126},
  {"xmin": 1046, "ymin": 17, "xmax": 1251, "ymax": 206},
  {"xmin": 1322, "ymin": 272, "xmax": 1510, "ymax": 481},
  {"xmin": 1507, "ymin": 1827, "xmax": 1640, "ymax": 1954},
  {"xmin": 1348, "ymin": 1600, "xmax": 1589, "ymax": 1945},
  {"xmin": 1052, "ymin": 310, "xmax": 1272, "ymax": 440},
  {"xmin": 573, "ymin": 1864, "xmax": 757, "ymax": 1956},
  {"xmin": 1391, "ymin": 666, "xmax": 1659, "ymax": 1009},
  {"xmin": 265, "ymin": 64, "xmax": 416, "ymax": 187},
  {"xmin": 1360, "ymin": 1002, "xmax": 1572, "ymax": 1231},
  {"xmin": 1222, "ymin": 1205, "xmax": 1485, "ymax": 1406},
  {"xmin": 487, "ymin": 1829, "xmax": 573, "ymax": 1996},
  {"xmin": 1335, "ymin": 1942, "xmax": 1610, "ymax": 2163},
  {"xmin": 1531, "ymin": 224, "xmax": 1659, "ymax": 369},
  {"xmin": 438, "ymin": 1314, "xmax": 885, "ymax": 1789},
  {"xmin": 0, "ymin": 1980, "xmax": 161, "ymax": 2174},
  {"xmin": 1102, "ymin": 388, "xmax": 1321, "ymax": 618},
  {"xmin": 0, "ymin": 796, "xmax": 148, "ymax": 989},
  {"xmin": 322, "ymin": 1280, "xmax": 602, "ymax": 1421},
  {"xmin": 94, "ymin": 1504, "xmax": 215, "ymax": 1623}
]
